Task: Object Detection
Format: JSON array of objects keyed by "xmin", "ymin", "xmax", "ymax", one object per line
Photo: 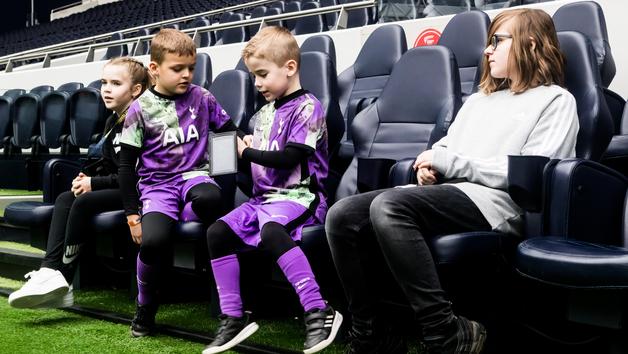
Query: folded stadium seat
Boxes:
[
  {"xmin": 192, "ymin": 52, "xmax": 212, "ymax": 90},
  {"xmin": 340, "ymin": 0, "xmax": 369, "ymax": 28},
  {"xmin": 264, "ymin": 7, "xmax": 284, "ymax": 28},
  {"xmin": 300, "ymin": 34, "xmax": 337, "ymax": 66},
  {"xmin": 38, "ymin": 82, "xmax": 85, "ymax": 155},
  {"xmin": 209, "ymin": 69, "xmax": 255, "ymax": 130},
  {"xmin": 284, "ymin": 1, "xmax": 302, "ymax": 31},
  {"xmin": 130, "ymin": 28, "xmax": 151, "ymax": 55},
  {"xmin": 335, "ymin": 44, "xmax": 461, "ymax": 201},
  {"xmin": 68, "ymin": 86, "xmax": 111, "ymax": 150},
  {"xmin": 101, "ymin": 32, "xmax": 129, "ymax": 60},
  {"xmin": 552, "ymin": 1, "xmax": 615, "ymax": 88},
  {"xmin": 215, "ymin": 11, "xmax": 234, "ymax": 43},
  {"xmin": 161, "ymin": 23, "xmax": 181, "ymax": 30},
  {"xmin": 336, "ymin": 24, "xmax": 407, "ymax": 160},
  {"xmin": 188, "ymin": 17, "xmax": 214, "ymax": 48},
  {"xmin": 554, "ymin": 1, "xmax": 628, "ymax": 175},
  {"xmin": 87, "ymin": 79, "xmax": 102, "ymax": 90},
  {"xmin": 437, "ymin": 10, "xmax": 490, "ymax": 100},
  {"xmin": 0, "ymin": 89, "xmax": 25, "ymax": 155},
  {"xmin": 215, "ymin": 13, "xmax": 249, "ymax": 45},
  {"xmin": 11, "ymin": 85, "xmax": 55, "ymax": 155},
  {"xmin": 294, "ymin": 1, "xmax": 328, "ymax": 35},
  {"xmin": 514, "ymin": 158, "xmax": 628, "ymax": 352},
  {"xmin": 320, "ymin": 0, "xmax": 338, "ymax": 29},
  {"xmin": 248, "ymin": 6, "xmax": 267, "ymax": 37},
  {"xmin": 270, "ymin": 0, "xmax": 286, "ymax": 12}
]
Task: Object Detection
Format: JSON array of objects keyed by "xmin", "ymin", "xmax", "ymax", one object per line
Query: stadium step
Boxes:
[{"xmin": 0, "ymin": 245, "xmax": 43, "ymax": 281}]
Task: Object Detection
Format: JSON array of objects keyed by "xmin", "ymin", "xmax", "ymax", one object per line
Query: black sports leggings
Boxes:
[
  {"xmin": 139, "ymin": 183, "xmax": 222, "ymax": 265},
  {"xmin": 41, "ymin": 189, "xmax": 123, "ymax": 283},
  {"xmin": 206, "ymin": 220, "xmax": 297, "ymax": 260}
]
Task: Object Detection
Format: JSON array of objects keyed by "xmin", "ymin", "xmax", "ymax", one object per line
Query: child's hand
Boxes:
[
  {"xmin": 237, "ymin": 137, "xmax": 249, "ymax": 158},
  {"xmin": 127, "ymin": 215, "xmax": 142, "ymax": 244},
  {"xmin": 243, "ymin": 135, "xmax": 253, "ymax": 147},
  {"xmin": 71, "ymin": 175, "xmax": 92, "ymax": 196}
]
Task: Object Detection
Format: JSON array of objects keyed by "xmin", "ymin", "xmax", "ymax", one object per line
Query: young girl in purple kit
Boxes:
[{"xmin": 202, "ymin": 26, "xmax": 343, "ymax": 354}]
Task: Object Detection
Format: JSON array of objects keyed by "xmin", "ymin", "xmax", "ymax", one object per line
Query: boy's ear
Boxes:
[
  {"xmin": 148, "ymin": 61, "xmax": 159, "ymax": 76},
  {"xmin": 285, "ymin": 59, "xmax": 298, "ymax": 77}
]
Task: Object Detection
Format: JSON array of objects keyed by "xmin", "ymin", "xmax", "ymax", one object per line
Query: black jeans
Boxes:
[
  {"xmin": 325, "ymin": 184, "xmax": 491, "ymax": 332},
  {"xmin": 41, "ymin": 189, "xmax": 123, "ymax": 283}
]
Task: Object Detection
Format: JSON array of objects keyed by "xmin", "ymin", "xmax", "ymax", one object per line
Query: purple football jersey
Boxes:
[
  {"xmin": 250, "ymin": 91, "xmax": 329, "ymax": 221},
  {"xmin": 120, "ymin": 85, "xmax": 231, "ymax": 183}
]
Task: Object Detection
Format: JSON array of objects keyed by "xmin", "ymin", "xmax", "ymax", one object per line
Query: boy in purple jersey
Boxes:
[
  {"xmin": 202, "ymin": 26, "xmax": 342, "ymax": 354},
  {"xmin": 117, "ymin": 29, "xmax": 244, "ymax": 337}
]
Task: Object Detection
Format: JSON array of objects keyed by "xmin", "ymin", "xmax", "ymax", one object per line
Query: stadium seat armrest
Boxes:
[
  {"xmin": 507, "ymin": 155, "xmax": 550, "ymax": 212},
  {"xmin": 356, "ymin": 157, "xmax": 398, "ymax": 192},
  {"xmin": 388, "ymin": 158, "xmax": 417, "ymax": 187}
]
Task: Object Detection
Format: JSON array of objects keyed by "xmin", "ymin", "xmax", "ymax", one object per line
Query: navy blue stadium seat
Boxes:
[
  {"xmin": 69, "ymin": 87, "xmax": 110, "ymax": 149},
  {"xmin": 264, "ymin": 7, "xmax": 284, "ymax": 28},
  {"xmin": 87, "ymin": 79, "xmax": 102, "ymax": 90},
  {"xmin": 4, "ymin": 158, "xmax": 81, "ymax": 250},
  {"xmin": 300, "ymin": 34, "xmax": 337, "ymax": 66},
  {"xmin": 0, "ymin": 89, "xmax": 25, "ymax": 154},
  {"xmin": 294, "ymin": 1, "xmax": 327, "ymax": 35},
  {"xmin": 284, "ymin": 1, "xmax": 302, "ymax": 31},
  {"xmin": 11, "ymin": 85, "xmax": 55, "ymax": 152},
  {"xmin": 270, "ymin": 0, "xmax": 286, "ymax": 12},
  {"xmin": 209, "ymin": 69, "xmax": 255, "ymax": 131},
  {"xmin": 336, "ymin": 25, "xmax": 407, "ymax": 159},
  {"xmin": 216, "ymin": 13, "xmax": 248, "ymax": 45},
  {"xmin": 249, "ymin": 6, "xmax": 267, "ymax": 37},
  {"xmin": 192, "ymin": 52, "xmax": 212, "ymax": 90},
  {"xmin": 515, "ymin": 158, "xmax": 628, "ymax": 351},
  {"xmin": 101, "ymin": 32, "xmax": 128, "ymax": 60},
  {"xmin": 552, "ymin": 1, "xmax": 615, "ymax": 88},
  {"xmin": 342, "ymin": 0, "xmax": 370, "ymax": 28},
  {"xmin": 215, "ymin": 11, "xmax": 234, "ymax": 42},
  {"xmin": 39, "ymin": 82, "xmax": 84, "ymax": 154},
  {"xmin": 189, "ymin": 17, "xmax": 214, "ymax": 48},
  {"xmin": 438, "ymin": 10, "xmax": 490, "ymax": 100},
  {"xmin": 335, "ymin": 44, "xmax": 461, "ymax": 201},
  {"xmin": 130, "ymin": 28, "xmax": 151, "ymax": 55},
  {"xmin": 320, "ymin": 0, "xmax": 338, "ymax": 29}
]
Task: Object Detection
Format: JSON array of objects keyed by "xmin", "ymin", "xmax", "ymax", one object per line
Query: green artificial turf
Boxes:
[
  {"xmin": 0, "ymin": 276, "xmax": 422, "ymax": 353},
  {"xmin": 0, "ymin": 189, "xmax": 42, "ymax": 196},
  {"xmin": 0, "ymin": 241, "xmax": 46, "ymax": 255},
  {"xmin": 0, "ymin": 295, "xmax": 205, "ymax": 353}
]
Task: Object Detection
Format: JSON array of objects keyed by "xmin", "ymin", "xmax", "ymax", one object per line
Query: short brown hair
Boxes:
[
  {"xmin": 105, "ymin": 57, "xmax": 150, "ymax": 96},
  {"xmin": 150, "ymin": 28, "xmax": 196, "ymax": 64},
  {"xmin": 479, "ymin": 8, "xmax": 565, "ymax": 94},
  {"xmin": 242, "ymin": 26, "xmax": 300, "ymax": 68}
]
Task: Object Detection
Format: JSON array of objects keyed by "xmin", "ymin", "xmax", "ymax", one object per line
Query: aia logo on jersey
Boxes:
[
  {"xmin": 260, "ymin": 139, "xmax": 280, "ymax": 151},
  {"xmin": 162, "ymin": 124, "xmax": 200, "ymax": 146}
]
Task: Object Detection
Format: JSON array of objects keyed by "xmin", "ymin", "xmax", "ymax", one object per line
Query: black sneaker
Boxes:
[
  {"xmin": 303, "ymin": 306, "xmax": 344, "ymax": 354},
  {"xmin": 130, "ymin": 301, "xmax": 158, "ymax": 337},
  {"xmin": 202, "ymin": 313, "xmax": 259, "ymax": 354},
  {"xmin": 424, "ymin": 316, "xmax": 486, "ymax": 354},
  {"xmin": 346, "ymin": 328, "xmax": 407, "ymax": 354}
]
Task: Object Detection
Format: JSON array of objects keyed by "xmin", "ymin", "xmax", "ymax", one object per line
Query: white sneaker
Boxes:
[
  {"xmin": 34, "ymin": 286, "xmax": 74, "ymax": 309},
  {"xmin": 8, "ymin": 268, "xmax": 70, "ymax": 309}
]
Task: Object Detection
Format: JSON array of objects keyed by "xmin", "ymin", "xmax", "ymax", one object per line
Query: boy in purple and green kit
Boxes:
[
  {"xmin": 117, "ymin": 29, "xmax": 243, "ymax": 337},
  {"xmin": 202, "ymin": 26, "xmax": 343, "ymax": 354}
]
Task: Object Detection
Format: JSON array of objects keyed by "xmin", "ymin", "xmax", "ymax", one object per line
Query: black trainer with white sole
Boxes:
[
  {"xmin": 303, "ymin": 306, "xmax": 343, "ymax": 354},
  {"xmin": 203, "ymin": 313, "xmax": 259, "ymax": 354},
  {"xmin": 130, "ymin": 301, "xmax": 158, "ymax": 337}
]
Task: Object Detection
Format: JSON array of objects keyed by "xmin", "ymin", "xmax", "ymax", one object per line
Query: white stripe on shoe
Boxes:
[{"xmin": 303, "ymin": 311, "xmax": 343, "ymax": 354}]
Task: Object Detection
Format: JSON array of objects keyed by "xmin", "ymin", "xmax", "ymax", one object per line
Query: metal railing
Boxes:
[
  {"xmin": 0, "ymin": 0, "xmax": 281, "ymax": 65},
  {"xmin": 0, "ymin": 0, "xmax": 375, "ymax": 72}
]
